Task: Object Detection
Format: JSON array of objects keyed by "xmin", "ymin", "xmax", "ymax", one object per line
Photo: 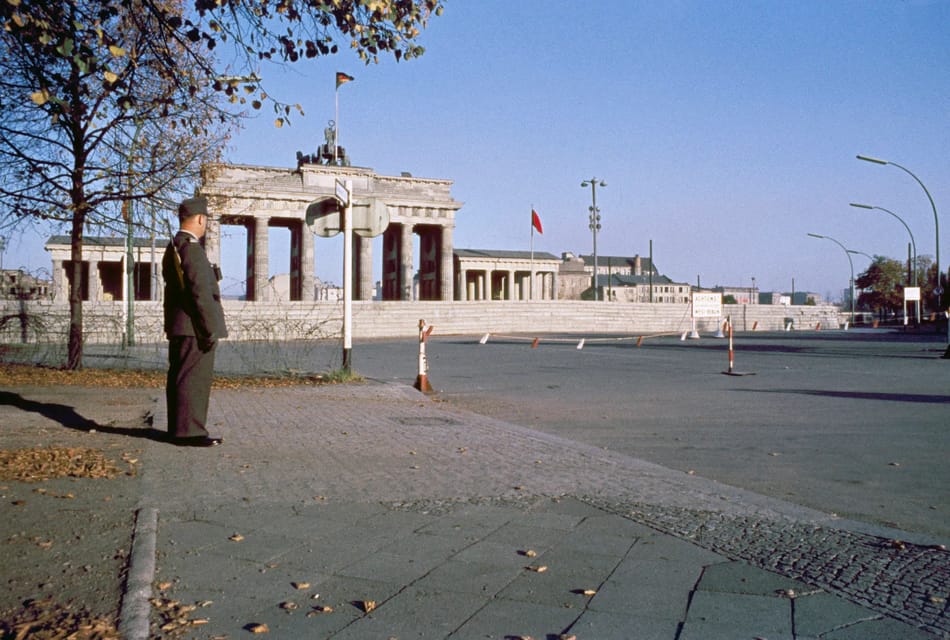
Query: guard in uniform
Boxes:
[{"xmin": 162, "ymin": 196, "xmax": 228, "ymax": 446}]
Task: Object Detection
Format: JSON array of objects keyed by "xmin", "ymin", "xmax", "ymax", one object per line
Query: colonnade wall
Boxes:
[{"xmin": 1, "ymin": 299, "xmax": 844, "ymax": 345}]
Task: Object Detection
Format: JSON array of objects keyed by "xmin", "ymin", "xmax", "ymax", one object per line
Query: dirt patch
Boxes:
[{"xmin": 0, "ymin": 371, "xmax": 153, "ymax": 639}]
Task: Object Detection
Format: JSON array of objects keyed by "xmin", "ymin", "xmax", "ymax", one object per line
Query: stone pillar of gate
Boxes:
[
  {"xmin": 249, "ymin": 217, "xmax": 269, "ymax": 302},
  {"xmin": 507, "ymin": 270, "xmax": 515, "ymax": 301},
  {"xmin": 439, "ymin": 225, "xmax": 454, "ymax": 301},
  {"xmin": 301, "ymin": 224, "xmax": 315, "ymax": 302},
  {"xmin": 355, "ymin": 235, "xmax": 373, "ymax": 301},
  {"xmin": 400, "ymin": 223, "xmax": 414, "ymax": 301},
  {"xmin": 205, "ymin": 216, "xmax": 221, "ymax": 267},
  {"xmin": 288, "ymin": 223, "xmax": 302, "ymax": 301},
  {"xmin": 381, "ymin": 226, "xmax": 399, "ymax": 300}
]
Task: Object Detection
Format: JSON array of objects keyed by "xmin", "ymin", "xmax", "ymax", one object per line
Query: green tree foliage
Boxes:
[{"xmin": 855, "ymin": 256, "xmax": 907, "ymax": 314}]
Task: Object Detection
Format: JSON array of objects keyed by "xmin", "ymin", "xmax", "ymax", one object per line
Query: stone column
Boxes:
[
  {"xmin": 440, "ymin": 225, "xmax": 454, "ymax": 301},
  {"xmin": 357, "ymin": 235, "xmax": 373, "ymax": 301},
  {"xmin": 253, "ymin": 217, "xmax": 269, "ymax": 302},
  {"xmin": 400, "ymin": 223, "xmax": 413, "ymax": 301},
  {"xmin": 459, "ymin": 268, "xmax": 467, "ymax": 301},
  {"xmin": 205, "ymin": 216, "xmax": 221, "ymax": 267},
  {"xmin": 51, "ymin": 260, "xmax": 66, "ymax": 301},
  {"xmin": 507, "ymin": 270, "xmax": 515, "ymax": 301},
  {"xmin": 301, "ymin": 225, "xmax": 315, "ymax": 302},
  {"xmin": 88, "ymin": 260, "xmax": 101, "ymax": 302}
]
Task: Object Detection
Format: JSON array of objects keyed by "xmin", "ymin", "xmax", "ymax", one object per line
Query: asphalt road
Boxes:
[{"xmin": 346, "ymin": 330, "xmax": 950, "ymax": 544}]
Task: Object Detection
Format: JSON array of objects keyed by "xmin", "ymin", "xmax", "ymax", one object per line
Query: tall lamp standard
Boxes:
[
  {"xmin": 850, "ymin": 202, "xmax": 919, "ymax": 323},
  {"xmin": 846, "ymin": 249, "xmax": 873, "ymax": 261},
  {"xmin": 808, "ymin": 233, "xmax": 855, "ymax": 326},
  {"xmin": 581, "ymin": 178, "xmax": 606, "ymax": 301},
  {"xmin": 856, "ymin": 156, "xmax": 944, "ymax": 323}
]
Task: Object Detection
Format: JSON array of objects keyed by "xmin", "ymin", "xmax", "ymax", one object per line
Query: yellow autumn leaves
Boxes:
[{"xmin": 27, "ymin": 39, "xmax": 127, "ymax": 106}]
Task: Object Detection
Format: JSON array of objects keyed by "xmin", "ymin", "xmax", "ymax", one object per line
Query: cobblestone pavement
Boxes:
[{"xmin": 136, "ymin": 383, "xmax": 949, "ymax": 639}]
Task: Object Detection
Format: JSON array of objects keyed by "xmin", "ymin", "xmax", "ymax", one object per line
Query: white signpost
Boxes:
[
  {"xmin": 690, "ymin": 292, "xmax": 723, "ymax": 338},
  {"xmin": 305, "ymin": 180, "xmax": 390, "ymax": 371},
  {"xmin": 904, "ymin": 286, "xmax": 921, "ymax": 327}
]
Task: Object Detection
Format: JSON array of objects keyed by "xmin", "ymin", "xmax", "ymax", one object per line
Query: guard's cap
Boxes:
[{"xmin": 178, "ymin": 197, "xmax": 208, "ymax": 218}]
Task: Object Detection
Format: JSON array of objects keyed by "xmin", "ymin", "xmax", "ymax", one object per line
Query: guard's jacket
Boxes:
[{"xmin": 162, "ymin": 231, "xmax": 228, "ymax": 345}]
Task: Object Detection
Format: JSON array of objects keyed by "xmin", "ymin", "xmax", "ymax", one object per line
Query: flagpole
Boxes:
[
  {"xmin": 334, "ymin": 84, "xmax": 339, "ymax": 165},
  {"xmin": 530, "ymin": 206, "xmax": 535, "ymax": 300}
]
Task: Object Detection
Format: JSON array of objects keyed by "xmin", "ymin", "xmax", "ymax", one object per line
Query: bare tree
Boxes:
[
  {"xmin": 0, "ymin": 0, "xmax": 233, "ymax": 368},
  {"xmin": 0, "ymin": 0, "xmax": 444, "ymax": 369}
]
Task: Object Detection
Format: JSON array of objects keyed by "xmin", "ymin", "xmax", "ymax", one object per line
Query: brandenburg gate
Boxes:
[{"xmin": 198, "ymin": 162, "xmax": 462, "ymax": 302}]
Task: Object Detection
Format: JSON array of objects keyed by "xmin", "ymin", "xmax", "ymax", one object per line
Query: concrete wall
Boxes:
[{"xmin": 1, "ymin": 299, "xmax": 843, "ymax": 345}]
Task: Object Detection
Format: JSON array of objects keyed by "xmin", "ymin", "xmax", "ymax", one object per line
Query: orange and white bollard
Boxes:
[
  {"xmin": 722, "ymin": 316, "xmax": 755, "ymax": 376},
  {"xmin": 727, "ymin": 319, "xmax": 735, "ymax": 372},
  {"xmin": 413, "ymin": 318, "xmax": 434, "ymax": 393}
]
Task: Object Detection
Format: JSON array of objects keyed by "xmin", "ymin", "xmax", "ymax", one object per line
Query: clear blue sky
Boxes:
[{"xmin": 5, "ymin": 0, "xmax": 949, "ymax": 302}]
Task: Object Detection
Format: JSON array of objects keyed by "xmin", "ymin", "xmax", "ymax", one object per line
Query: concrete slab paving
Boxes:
[
  {"xmin": 128, "ymin": 382, "xmax": 947, "ymax": 639},
  {"xmin": 447, "ymin": 597, "xmax": 581, "ymax": 640},
  {"xmin": 568, "ymin": 609, "xmax": 681, "ymax": 640},
  {"xmin": 679, "ymin": 590, "xmax": 793, "ymax": 639}
]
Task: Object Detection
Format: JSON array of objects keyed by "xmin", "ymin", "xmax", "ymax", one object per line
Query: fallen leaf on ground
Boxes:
[
  {"xmin": 228, "ymin": 533, "xmax": 244, "ymax": 542},
  {"xmin": 245, "ymin": 623, "xmax": 269, "ymax": 633},
  {"xmin": 355, "ymin": 600, "xmax": 376, "ymax": 613}
]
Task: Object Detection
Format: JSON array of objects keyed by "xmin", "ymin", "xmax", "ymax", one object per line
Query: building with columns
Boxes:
[
  {"xmin": 45, "ymin": 236, "xmax": 160, "ymax": 302},
  {"xmin": 454, "ymin": 249, "xmax": 560, "ymax": 301},
  {"xmin": 199, "ymin": 162, "xmax": 462, "ymax": 302}
]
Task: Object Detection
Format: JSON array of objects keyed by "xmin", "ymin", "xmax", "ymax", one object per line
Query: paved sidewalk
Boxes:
[{"xmin": 126, "ymin": 382, "xmax": 948, "ymax": 639}]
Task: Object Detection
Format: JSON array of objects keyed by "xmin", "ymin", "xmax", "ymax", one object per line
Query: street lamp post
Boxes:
[
  {"xmin": 850, "ymin": 202, "xmax": 919, "ymax": 323},
  {"xmin": 808, "ymin": 233, "xmax": 855, "ymax": 326},
  {"xmin": 856, "ymin": 155, "xmax": 946, "ymax": 355},
  {"xmin": 846, "ymin": 249, "xmax": 874, "ymax": 261},
  {"xmin": 581, "ymin": 178, "xmax": 606, "ymax": 301}
]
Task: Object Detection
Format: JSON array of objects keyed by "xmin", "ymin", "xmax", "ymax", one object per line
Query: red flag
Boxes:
[
  {"xmin": 531, "ymin": 209, "xmax": 543, "ymax": 234},
  {"xmin": 336, "ymin": 71, "xmax": 354, "ymax": 89}
]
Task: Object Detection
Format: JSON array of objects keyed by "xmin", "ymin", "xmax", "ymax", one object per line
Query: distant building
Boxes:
[
  {"xmin": 1, "ymin": 269, "xmax": 51, "ymax": 300},
  {"xmin": 260, "ymin": 273, "xmax": 344, "ymax": 302},
  {"xmin": 792, "ymin": 291, "xmax": 823, "ymax": 305},
  {"xmin": 558, "ymin": 253, "xmax": 591, "ymax": 300},
  {"xmin": 44, "ymin": 236, "xmax": 162, "ymax": 302},
  {"xmin": 454, "ymin": 249, "xmax": 560, "ymax": 301},
  {"xmin": 759, "ymin": 291, "xmax": 792, "ymax": 305},
  {"xmin": 579, "ymin": 254, "xmax": 658, "ymax": 279},
  {"xmin": 715, "ymin": 285, "xmax": 759, "ymax": 305},
  {"xmin": 602, "ymin": 274, "xmax": 692, "ymax": 304}
]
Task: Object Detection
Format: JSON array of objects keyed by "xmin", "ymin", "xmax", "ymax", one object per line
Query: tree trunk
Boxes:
[{"xmin": 66, "ymin": 215, "xmax": 84, "ymax": 370}]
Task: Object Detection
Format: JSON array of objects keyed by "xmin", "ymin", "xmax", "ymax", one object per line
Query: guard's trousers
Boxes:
[{"xmin": 166, "ymin": 336, "xmax": 217, "ymax": 438}]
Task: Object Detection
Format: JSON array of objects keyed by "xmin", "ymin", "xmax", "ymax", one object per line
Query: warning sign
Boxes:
[{"xmin": 692, "ymin": 292, "xmax": 723, "ymax": 318}]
